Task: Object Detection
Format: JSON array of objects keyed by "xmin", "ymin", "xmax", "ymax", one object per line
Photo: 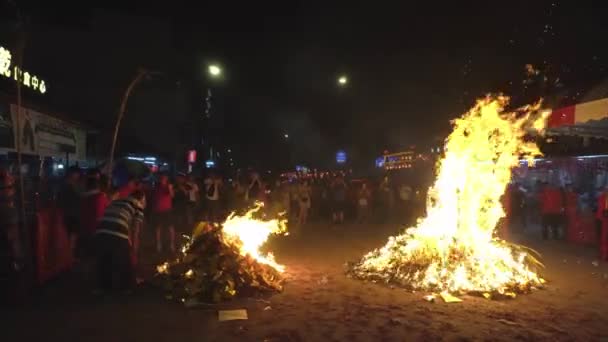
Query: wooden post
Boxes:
[
  {"xmin": 14, "ymin": 22, "xmax": 31, "ymax": 273},
  {"xmin": 107, "ymin": 69, "xmax": 147, "ymax": 183}
]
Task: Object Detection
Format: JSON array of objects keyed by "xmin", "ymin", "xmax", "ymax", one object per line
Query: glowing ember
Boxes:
[
  {"xmin": 157, "ymin": 262, "xmax": 169, "ymax": 274},
  {"xmin": 222, "ymin": 202, "xmax": 288, "ymax": 272},
  {"xmin": 349, "ymin": 95, "xmax": 548, "ymax": 295}
]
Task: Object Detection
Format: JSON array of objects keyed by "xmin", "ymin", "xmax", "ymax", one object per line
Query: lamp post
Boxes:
[
  {"xmin": 199, "ymin": 63, "xmax": 224, "ymax": 170},
  {"xmin": 208, "ymin": 64, "xmax": 222, "ymax": 78},
  {"xmin": 108, "ymin": 68, "xmax": 161, "ymax": 178}
]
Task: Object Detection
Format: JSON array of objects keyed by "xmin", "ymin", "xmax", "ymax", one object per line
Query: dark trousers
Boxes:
[
  {"xmin": 95, "ymin": 234, "xmax": 134, "ymax": 291},
  {"xmin": 542, "ymin": 213, "xmax": 563, "ymax": 240}
]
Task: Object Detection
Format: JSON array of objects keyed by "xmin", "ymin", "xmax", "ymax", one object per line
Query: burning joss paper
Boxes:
[
  {"xmin": 155, "ymin": 203, "xmax": 288, "ymax": 303},
  {"xmin": 347, "ymin": 95, "xmax": 546, "ymax": 297}
]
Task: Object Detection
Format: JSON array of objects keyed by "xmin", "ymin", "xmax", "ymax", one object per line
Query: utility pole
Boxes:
[
  {"xmin": 12, "ymin": 0, "xmax": 32, "ymax": 275},
  {"xmin": 107, "ymin": 68, "xmax": 148, "ymax": 179}
]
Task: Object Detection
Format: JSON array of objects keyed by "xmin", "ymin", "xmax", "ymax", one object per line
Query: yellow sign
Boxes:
[{"xmin": 0, "ymin": 45, "xmax": 46, "ymax": 94}]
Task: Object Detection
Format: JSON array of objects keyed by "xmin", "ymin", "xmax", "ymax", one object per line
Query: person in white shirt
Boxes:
[
  {"xmin": 185, "ymin": 174, "xmax": 200, "ymax": 225},
  {"xmin": 297, "ymin": 180, "xmax": 312, "ymax": 225},
  {"xmin": 204, "ymin": 173, "xmax": 222, "ymax": 222},
  {"xmin": 399, "ymin": 183, "xmax": 413, "ymax": 224}
]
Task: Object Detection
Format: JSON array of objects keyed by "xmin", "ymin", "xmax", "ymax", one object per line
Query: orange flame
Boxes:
[
  {"xmin": 222, "ymin": 202, "xmax": 288, "ymax": 272},
  {"xmin": 352, "ymin": 95, "xmax": 546, "ymax": 295}
]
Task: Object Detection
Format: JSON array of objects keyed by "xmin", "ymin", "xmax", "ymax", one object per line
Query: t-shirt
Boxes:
[
  {"xmin": 298, "ymin": 186, "xmax": 311, "ymax": 201},
  {"xmin": 81, "ymin": 190, "xmax": 109, "ymax": 235},
  {"xmin": 539, "ymin": 188, "xmax": 563, "ymax": 214},
  {"xmin": 58, "ymin": 183, "xmax": 81, "ymax": 219},
  {"xmin": 248, "ymin": 181, "xmax": 261, "ymax": 200},
  {"xmin": 97, "ymin": 196, "xmax": 144, "ymax": 240},
  {"xmin": 173, "ymin": 184, "xmax": 188, "ymax": 206},
  {"xmin": 399, "ymin": 186, "xmax": 412, "ymax": 201},
  {"xmin": 358, "ymin": 189, "xmax": 371, "ymax": 206},
  {"xmin": 154, "ymin": 184, "xmax": 172, "ymax": 212},
  {"xmin": 117, "ymin": 183, "xmax": 136, "ymax": 199},
  {"xmin": 205, "ymin": 178, "xmax": 219, "ymax": 201},
  {"xmin": 186, "ymin": 182, "xmax": 199, "ymax": 202},
  {"xmin": 333, "ymin": 183, "xmax": 346, "ymax": 202}
]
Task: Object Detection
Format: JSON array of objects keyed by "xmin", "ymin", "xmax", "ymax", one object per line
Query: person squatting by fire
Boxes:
[{"xmin": 94, "ymin": 190, "xmax": 145, "ymax": 294}]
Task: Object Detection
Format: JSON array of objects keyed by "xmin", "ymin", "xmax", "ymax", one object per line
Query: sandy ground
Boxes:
[{"xmin": 3, "ymin": 223, "xmax": 608, "ymax": 341}]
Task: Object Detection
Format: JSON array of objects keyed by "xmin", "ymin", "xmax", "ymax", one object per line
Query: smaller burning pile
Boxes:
[{"xmin": 155, "ymin": 203, "xmax": 288, "ymax": 303}]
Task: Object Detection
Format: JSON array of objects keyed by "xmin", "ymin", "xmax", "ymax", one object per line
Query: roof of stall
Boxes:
[{"xmin": 547, "ymin": 97, "xmax": 608, "ymax": 138}]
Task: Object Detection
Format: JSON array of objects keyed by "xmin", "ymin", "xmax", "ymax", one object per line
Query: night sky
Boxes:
[{"xmin": 3, "ymin": 1, "xmax": 608, "ymax": 171}]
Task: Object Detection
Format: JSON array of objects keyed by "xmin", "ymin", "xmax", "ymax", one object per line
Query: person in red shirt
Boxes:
[
  {"xmin": 117, "ymin": 177, "xmax": 138, "ymax": 199},
  {"xmin": 539, "ymin": 182, "xmax": 564, "ymax": 240},
  {"xmin": 81, "ymin": 177, "xmax": 110, "ymax": 241},
  {"xmin": 596, "ymin": 187, "xmax": 608, "ymax": 260},
  {"xmin": 153, "ymin": 174, "xmax": 175, "ymax": 253},
  {"xmin": 563, "ymin": 183, "xmax": 579, "ymax": 243}
]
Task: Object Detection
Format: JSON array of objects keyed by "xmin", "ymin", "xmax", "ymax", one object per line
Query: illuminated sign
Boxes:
[
  {"xmin": 0, "ymin": 45, "xmax": 47, "ymax": 94},
  {"xmin": 336, "ymin": 150, "xmax": 347, "ymax": 164},
  {"xmin": 382, "ymin": 151, "xmax": 415, "ymax": 170},
  {"xmin": 187, "ymin": 150, "xmax": 197, "ymax": 163}
]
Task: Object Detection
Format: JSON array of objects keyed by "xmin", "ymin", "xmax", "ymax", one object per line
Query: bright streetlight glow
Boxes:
[
  {"xmin": 284, "ymin": 133, "xmax": 289, "ymax": 139},
  {"xmin": 208, "ymin": 64, "xmax": 222, "ymax": 77},
  {"xmin": 338, "ymin": 75, "xmax": 348, "ymax": 85}
]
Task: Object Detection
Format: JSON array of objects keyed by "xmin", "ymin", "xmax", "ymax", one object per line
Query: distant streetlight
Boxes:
[
  {"xmin": 208, "ymin": 64, "xmax": 222, "ymax": 77},
  {"xmin": 338, "ymin": 75, "xmax": 348, "ymax": 86},
  {"xmin": 284, "ymin": 133, "xmax": 289, "ymax": 139}
]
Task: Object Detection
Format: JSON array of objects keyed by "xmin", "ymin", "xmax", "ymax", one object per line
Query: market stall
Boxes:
[{"xmin": 511, "ymin": 97, "xmax": 608, "ymax": 245}]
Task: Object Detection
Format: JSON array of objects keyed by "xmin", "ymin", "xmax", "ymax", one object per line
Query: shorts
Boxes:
[
  {"xmin": 153, "ymin": 210, "xmax": 173, "ymax": 227},
  {"xmin": 299, "ymin": 198, "xmax": 311, "ymax": 209}
]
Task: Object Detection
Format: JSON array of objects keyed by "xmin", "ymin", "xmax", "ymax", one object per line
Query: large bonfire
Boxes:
[
  {"xmin": 156, "ymin": 202, "xmax": 288, "ymax": 303},
  {"xmin": 348, "ymin": 95, "xmax": 548, "ymax": 297}
]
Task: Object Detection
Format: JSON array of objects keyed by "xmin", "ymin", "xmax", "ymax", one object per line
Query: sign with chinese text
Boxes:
[
  {"xmin": 0, "ymin": 45, "xmax": 47, "ymax": 94},
  {"xmin": 6, "ymin": 104, "xmax": 86, "ymax": 161}
]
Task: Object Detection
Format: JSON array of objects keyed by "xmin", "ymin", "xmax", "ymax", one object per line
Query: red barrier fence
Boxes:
[
  {"xmin": 566, "ymin": 211, "xmax": 597, "ymax": 245},
  {"xmin": 35, "ymin": 206, "xmax": 73, "ymax": 284}
]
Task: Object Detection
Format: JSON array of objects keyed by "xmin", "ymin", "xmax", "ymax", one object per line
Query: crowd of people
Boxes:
[
  {"xmin": 509, "ymin": 179, "xmax": 608, "ymax": 253},
  {"xmin": 0, "ymin": 165, "xmax": 427, "ymax": 299},
  {"xmin": 6, "ymin": 161, "xmax": 608, "ymax": 300}
]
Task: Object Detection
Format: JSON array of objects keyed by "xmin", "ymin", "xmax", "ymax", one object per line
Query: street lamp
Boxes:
[
  {"xmin": 284, "ymin": 133, "xmax": 289, "ymax": 139},
  {"xmin": 338, "ymin": 75, "xmax": 348, "ymax": 86},
  {"xmin": 208, "ymin": 64, "xmax": 222, "ymax": 77}
]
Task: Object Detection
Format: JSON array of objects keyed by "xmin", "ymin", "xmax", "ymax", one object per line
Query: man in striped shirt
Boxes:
[{"xmin": 95, "ymin": 190, "xmax": 145, "ymax": 293}]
